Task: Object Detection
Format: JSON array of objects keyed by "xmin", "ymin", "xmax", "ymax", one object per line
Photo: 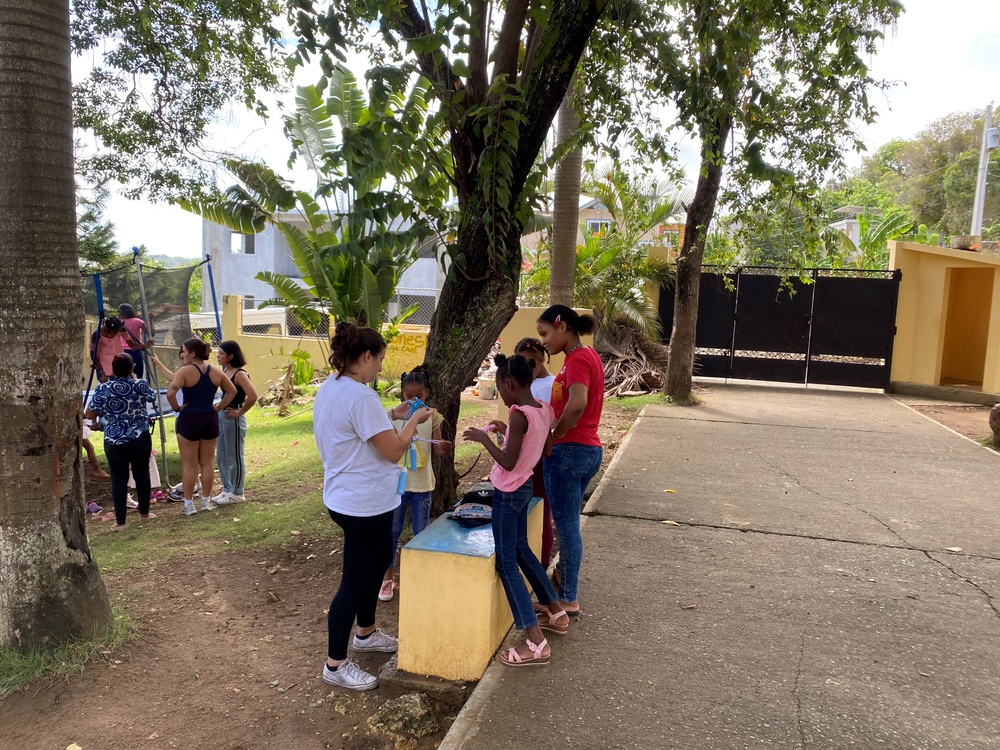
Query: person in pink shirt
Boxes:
[
  {"xmin": 464, "ymin": 353, "xmax": 570, "ymax": 668},
  {"xmin": 118, "ymin": 303, "xmax": 149, "ymax": 379},
  {"xmin": 90, "ymin": 317, "xmax": 137, "ymax": 383}
]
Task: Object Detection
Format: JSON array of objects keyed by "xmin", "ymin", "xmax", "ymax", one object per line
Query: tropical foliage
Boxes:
[
  {"xmin": 71, "ymin": 0, "xmax": 285, "ymax": 200},
  {"xmin": 181, "ymin": 65, "xmax": 450, "ymax": 332},
  {"xmin": 521, "ymin": 168, "xmax": 683, "ymax": 337},
  {"xmin": 286, "ymin": 0, "xmax": 609, "ymax": 503},
  {"xmin": 76, "ymin": 181, "xmax": 119, "ymax": 270},
  {"xmin": 818, "ymin": 210, "xmax": 914, "ymax": 270},
  {"xmin": 583, "ymin": 0, "xmax": 906, "ymax": 401}
]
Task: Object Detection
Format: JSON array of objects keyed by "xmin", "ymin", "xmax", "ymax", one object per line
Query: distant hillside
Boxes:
[{"xmin": 145, "ymin": 254, "xmax": 200, "ymax": 269}]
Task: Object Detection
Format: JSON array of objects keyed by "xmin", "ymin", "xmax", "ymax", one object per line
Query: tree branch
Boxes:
[
  {"xmin": 492, "ymin": 0, "xmax": 530, "ymax": 85},
  {"xmin": 467, "ymin": 0, "xmax": 488, "ymax": 104},
  {"xmin": 388, "ymin": 0, "xmax": 461, "ymax": 93},
  {"xmin": 514, "ymin": 0, "xmax": 611, "ymax": 192},
  {"xmin": 519, "ymin": 15, "xmax": 540, "ymax": 88}
]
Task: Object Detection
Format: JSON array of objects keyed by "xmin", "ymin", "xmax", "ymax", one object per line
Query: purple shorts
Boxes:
[{"xmin": 176, "ymin": 410, "xmax": 220, "ymax": 441}]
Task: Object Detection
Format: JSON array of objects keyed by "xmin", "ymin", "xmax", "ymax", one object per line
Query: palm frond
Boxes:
[{"xmin": 289, "ymin": 85, "xmax": 340, "ymax": 177}]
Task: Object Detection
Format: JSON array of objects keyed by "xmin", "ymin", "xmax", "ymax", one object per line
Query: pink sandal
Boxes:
[
  {"xmin": 537, "ymin": 609, "xmax": 570, "ymax": 636},
  {"xmin": 500, "ymin": 637, "xmax": 549, "ymax": 667}
]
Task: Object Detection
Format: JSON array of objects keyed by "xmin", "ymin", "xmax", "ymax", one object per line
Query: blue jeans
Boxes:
[
  {"xmin": 216, "ymin": 412, "xmax": 247, "ymax": 495},
  {"xmin": 543, "ymin": 443, "xmax": 603, "ymax": 604},
  {"xmin": 390, "ymin": 491, "xmax": 433, "ymax": 568},
  {"xmin": 492, "ymin": 480, "xmax": 559, "ymax": 630}
]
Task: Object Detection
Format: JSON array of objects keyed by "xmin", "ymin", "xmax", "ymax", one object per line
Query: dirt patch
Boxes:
[
  {"xmin": 0, "ymin": 539, "xmax": 462, "ymax": 750},
  {"xmin": 9, "ymin": 392, "xmax": 654, "ymax": 750},
  {"xmin": 900, "ymin": 399, "xmax": 997, "ymax": 448}
]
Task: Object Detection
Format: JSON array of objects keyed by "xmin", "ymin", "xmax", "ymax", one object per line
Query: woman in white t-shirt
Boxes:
[{"xmin": 314, "ymin": 322, "xmax": 431, "ymax": 692}]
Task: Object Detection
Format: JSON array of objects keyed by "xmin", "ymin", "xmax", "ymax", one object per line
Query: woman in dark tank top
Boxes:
[
  {"xmin": 211, "ymin": 341, "xmax": 258, "ymax": 505},
  {"xmin": 163, "ymin": 338, "xmax": 236, "ymax": 516}
]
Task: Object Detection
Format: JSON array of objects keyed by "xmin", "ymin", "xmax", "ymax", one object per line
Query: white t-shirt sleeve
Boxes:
[
  {"xmin": 350, "ymin": 389, "xmax": 394, "ymax": 442},
  {"xmin": 531, "ymin": 375, "xmax": 555, "ymax": 403}
]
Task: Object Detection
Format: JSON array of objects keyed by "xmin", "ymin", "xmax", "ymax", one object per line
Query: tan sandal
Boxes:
[
  {"xmin": 500, "ymin": 637, "xmax": 549, "ymax": 667},
  {"xmin": 537, "ymin": 609, "xmax": 570, "ymax": 636}
]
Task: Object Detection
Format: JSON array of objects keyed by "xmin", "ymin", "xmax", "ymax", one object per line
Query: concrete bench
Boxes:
[{"xmin": 396, "ymin": 498, "xmax": 544, "ymax": 681}]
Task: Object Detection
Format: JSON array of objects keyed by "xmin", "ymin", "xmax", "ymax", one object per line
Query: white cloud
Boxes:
[{"xmin": 848, "ymin": 0, "xmax": 1000, "ymax": 163}]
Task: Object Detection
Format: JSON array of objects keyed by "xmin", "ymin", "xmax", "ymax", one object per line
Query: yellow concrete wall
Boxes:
[
  {"xmin": 397, "ymin": 501, "xmax": 543, "ymax": 681},
  {"xmin": 218, "ymin": 295, "xmax": 428, "ymax": 384},
  {"xmin": 889, "ymin": 241, "xmax": 1000, "ymax": 393},
  {"xmin": 940, "ymin": 269, "xmax": 995, "ymax": 384}
]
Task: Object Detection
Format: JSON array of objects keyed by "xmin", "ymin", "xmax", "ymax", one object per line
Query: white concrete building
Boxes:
[{"xmin": 200, "ymin": 213, "xmax": 444, "ymax": 325}]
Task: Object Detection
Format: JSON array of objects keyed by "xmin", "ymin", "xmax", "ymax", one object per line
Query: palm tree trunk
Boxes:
[
  {"xmin": 665, "ymin": 115, "xmax": 733, "ymax": 403},
  {"xmin": 0, "ymin": 0, "xmax": 114, "ymax": 649},
  {"xmin": 549, "ymin": 80, "xmax": 583, "ymax": 306}
]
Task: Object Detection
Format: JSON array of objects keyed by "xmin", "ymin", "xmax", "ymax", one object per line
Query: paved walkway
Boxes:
[{"xmin": 445, "ymin": 384, "xmax": 1000, "ymax": 749}]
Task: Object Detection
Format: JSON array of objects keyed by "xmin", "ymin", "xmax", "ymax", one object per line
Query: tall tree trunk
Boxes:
[
  {"xmin": 549, "ymin": 81, "xmax": 583, "ymax": 306},
  {"xmin": 427, "ymin": 194, "xmax": 524, "ymax": 510},
  {"xmin": 0, "ymin": 0, "xmax": 114, "ymax": 649},
  {"xmin": 664, "ymin": 115, "xmax": 733, "ymax": 403},
  {"xmin": 424, "ymin": 0, "xmax": 610, "ymax": 508}
]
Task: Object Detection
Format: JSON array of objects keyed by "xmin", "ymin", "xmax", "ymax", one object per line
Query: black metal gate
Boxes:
[{"xmin": 658, "ymin": 267, "xmax": 902, "ymax": 389}]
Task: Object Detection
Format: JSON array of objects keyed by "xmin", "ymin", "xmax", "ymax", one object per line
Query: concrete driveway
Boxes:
[{"xmin": 449, "ymin": 384, "xmax": 1000, "ymax": 750}]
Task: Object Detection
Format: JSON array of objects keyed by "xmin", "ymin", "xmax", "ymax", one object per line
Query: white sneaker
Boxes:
[
  {"xmin": 211, "ymin": 491, "xmax": 231, "ymax": 504},
  {"xmin": 352, "ymin": 628, "xmax": 398, "ymax": 653},
  {"xmin": 182, "ymin": 503, "xmax": 198, "ymax": 516},
  {"xmin": 216, "ymin": 492, "xmax": 244, "ymax": 505},
  {"xmin": 322, "ymin": 659, "xmax": 378, "ymax": 691},
  {"xmin": 199, "ymin": 498, "xmax": 217, "ymax": 512},
  {"xmin": 225, "ymin": 493, "xmax": 245, "ymax": 503}
]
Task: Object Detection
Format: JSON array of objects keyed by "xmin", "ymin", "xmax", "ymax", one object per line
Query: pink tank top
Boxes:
[{"xmin": 490, "ymin": 402, "xmax": 554, "ymax": 492}]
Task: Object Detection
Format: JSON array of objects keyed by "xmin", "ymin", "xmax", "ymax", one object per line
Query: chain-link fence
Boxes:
[
  {"xmin": 286, "ymin": 309, "xmax": 329, "ymax": 338},
  {"xmin": 384, "ymin": 292, "xmax": 437, "ymax": 326}
]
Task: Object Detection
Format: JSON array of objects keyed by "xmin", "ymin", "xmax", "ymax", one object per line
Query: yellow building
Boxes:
[{"xmin": 890, "ymin": 241, "xmax": 1000, "ymax": 398}]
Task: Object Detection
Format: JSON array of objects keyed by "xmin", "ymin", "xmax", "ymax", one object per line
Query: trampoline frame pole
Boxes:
[
  {"xmin": 83, "ymin": 272, "xmax": 104, "ymax": 405},
  {"xmin": 134, "ymin": 247, "xmax": 170, "ymax": 487},
  {"xmin": 205, "ymin": 253, "xmax": 222, "ymax": 342}
]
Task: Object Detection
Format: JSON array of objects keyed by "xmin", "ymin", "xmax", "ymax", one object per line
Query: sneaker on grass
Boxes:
[
  {"xmin": 199, "ymin": 498, "xmax": 217, "ymax": 512},
  {"xmin": 182, "ymin": 503, "xmax": 198, "ymax": 516},
  {"xmin": 211, "ymin": 491, "xmax": 230, "ymax": 504},
  {"xmin": 352, "ymin": 628, "xmax": 398, "ymax": 653},
  {"xmin": 322, "ymin": 660, "xmax": 379, "ymax": 691}
]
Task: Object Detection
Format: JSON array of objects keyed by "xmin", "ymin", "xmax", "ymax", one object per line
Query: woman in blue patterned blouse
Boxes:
[{"xmin": 85, "ymin": 353, "xmax": 157, "ymax": 530}]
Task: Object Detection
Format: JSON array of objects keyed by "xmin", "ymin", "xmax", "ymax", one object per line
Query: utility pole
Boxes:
[{"xmin": 971, "ymin": 102, "xmax": 997, "ymax": 238}]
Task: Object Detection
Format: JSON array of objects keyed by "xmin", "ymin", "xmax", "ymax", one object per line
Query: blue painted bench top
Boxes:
[{"xmin": 405, "ymin": 497, "xmax": 541, "ymax": 559}]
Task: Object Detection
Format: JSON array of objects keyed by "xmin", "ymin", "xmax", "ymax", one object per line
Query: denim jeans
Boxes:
[
  {"xmin": 492, "ymin": 480, "xmax": 558, "ymax": 630},
  {"xmin": 389, "ymin": 491, "xmax": 433, "ymax": 568},
  {"xmin": 543, "ymin": 443, "xmax": 603, "ymax": 604},
  {"xmin": 216, "ymin": 412, "xmax": 247, "ymax": 495}
]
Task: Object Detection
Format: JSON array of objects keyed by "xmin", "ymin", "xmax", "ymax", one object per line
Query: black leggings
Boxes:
[
  {"xmin": 105, "ymin": 431, "xmax": 152, "ymax": 525},
  {"xmin": 327, "ymin": 508, "xmax": 394, "ymax": 661}
]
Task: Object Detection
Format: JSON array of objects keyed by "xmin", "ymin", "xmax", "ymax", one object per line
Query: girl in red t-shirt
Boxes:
[{"xmin": 536, "ymin": 305, "xmax": 604, "ymax": 616}]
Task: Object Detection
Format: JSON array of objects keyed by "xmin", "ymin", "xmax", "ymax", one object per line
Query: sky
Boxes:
[{"xmin": 100, "ymin": 0, "xmax": 1000, "ymax": 259}]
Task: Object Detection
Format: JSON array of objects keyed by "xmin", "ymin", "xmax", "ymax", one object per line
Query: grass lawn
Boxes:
[{"xmin": 1, "ymin": 391, "xmax": 664, "ymax": 697}]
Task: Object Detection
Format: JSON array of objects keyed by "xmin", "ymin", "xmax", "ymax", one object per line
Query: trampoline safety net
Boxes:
[{"xmin": 81, "ymin": 263, "xmax": 200, "ymax": 350}]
